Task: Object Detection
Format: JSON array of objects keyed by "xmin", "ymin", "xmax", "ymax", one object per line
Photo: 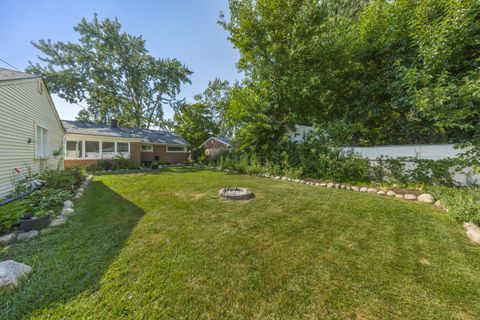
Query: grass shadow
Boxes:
[{"xmin": 0, "ymin": 180, "xmax": 144, "ymax": 319}]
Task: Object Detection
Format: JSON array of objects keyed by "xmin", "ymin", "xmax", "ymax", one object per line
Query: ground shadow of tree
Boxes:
[{"xmin": 0, "ymin": 181, "xmax": 144, "ymax": 319}]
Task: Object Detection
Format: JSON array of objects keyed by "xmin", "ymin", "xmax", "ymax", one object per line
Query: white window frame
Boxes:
[
  {"xmin": 166, "ymin": 145, "xmax": 187, "ymax": 153},
  {"xmin": 35, "ymin": 124, "xmax": 49, "ymax": 159},
  {"xmin": 64, "ymin": 139, "xmax": 131, "ymax": 160},
  {"xmin": 141, "ymin": 144, "xmax": 153, "ymax": 152}
]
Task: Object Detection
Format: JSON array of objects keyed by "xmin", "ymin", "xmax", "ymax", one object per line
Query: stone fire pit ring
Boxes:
[{"xmin": 219, "ymin": 187, "xmax": 255, "ymax": 200}]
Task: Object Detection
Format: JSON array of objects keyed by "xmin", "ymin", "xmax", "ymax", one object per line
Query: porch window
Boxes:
[
  {"xmin": 117, "ymin": 142, "xmax": 129, "ymax": 156},
  {"xmin": 66, "ymin": 141, "xmax": 82, "ymax": 158},
  {"xmin": 85, "ymin": 141, "xmax": 100, "ymax": 158},
  {"xmin": 102, "ymin": 142, "xmax": 115, "ymax": 159}
]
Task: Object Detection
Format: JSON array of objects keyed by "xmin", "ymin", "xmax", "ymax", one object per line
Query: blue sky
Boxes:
[{"xmin": 0, "ymin": 0, "xmax": 240, "ymax": 120}]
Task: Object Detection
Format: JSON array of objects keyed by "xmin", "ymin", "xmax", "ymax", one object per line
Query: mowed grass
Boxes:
[{"xmin": 1, "ymin": 167, "xmax": 480, "ymax": 319}]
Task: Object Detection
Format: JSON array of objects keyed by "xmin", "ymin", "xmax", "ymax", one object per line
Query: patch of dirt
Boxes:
[{"xmin": 419, "ymin": 258, "xmax": 431, "ymax": 266}]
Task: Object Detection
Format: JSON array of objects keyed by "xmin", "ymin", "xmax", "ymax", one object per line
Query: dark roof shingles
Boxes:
[{"xmin": 62, "ymin": 120, "xmax": 189, "ymax": 145}]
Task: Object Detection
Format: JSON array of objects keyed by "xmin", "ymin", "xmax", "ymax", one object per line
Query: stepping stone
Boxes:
[
  {"xmin": 61, "ymin": 208, "xmax": 74, "ymax": 216},
  {"xmin": 0, "ymin": 260, "xmax": 32, "ymax": 287},
  {"xmin": 49, "ymin": 218, "xmax": 67, "ymax": 227},
  {"xmin": 64, "ymin": 200, "xmax": 74, "ymax": 208},
  {"xmin": 17, "ymin": 230, "xmax": 38, "ymax": 241},
  {"xmin": 464, "ymin": 222, "xmax": 480, "ymax": 244},
  {"xmin": 417, "ymin": 193, "xmax": 435, "ymax": 203},
  {"xmin": 404, "ymin": 194, "xmax": 417, "ymax": 200},
  {"xmin": 0, "ymin": 233, "xmax": 16, "ymax": 245}
]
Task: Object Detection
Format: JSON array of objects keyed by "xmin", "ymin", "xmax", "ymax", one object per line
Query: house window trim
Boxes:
[
  {"xmin": 166, "ymin": 145, "xmax": 187, "ymax": 153},
  {"xmin": 35, "ymin": 123, "xmax": 49, "ymax": 159},
  {"xmin": 141, "ymin": 144, "xmax": 154, "ymax": 152}
]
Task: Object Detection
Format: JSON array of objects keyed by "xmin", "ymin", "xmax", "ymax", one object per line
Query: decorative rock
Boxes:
[
  {"xmin": 49, "ymin": 218, "xmax": 67, "ymax": 227},
  {"xmin": 74, "ymin": 193, "xmax": 83, "ymax": 200},
  {"xmin": 61, "ymin": 208, "xmax": 74, "ymax": 216},
  {"xmin": 464, "ymin": 222, "xmax": 480, "ymax": 244},
  {"xmin": 274, "ymin": 176, "xmax": 281, "ymax": 180},
  {"xmin": 314, "ymin": 183, "xmax": 320, "ymax": 187},
  {"xmin": 341, "ymin": 185, "xmax": 346, "ymax": 189},
  {"xmin": 281, "ymin": 176, "xmax": 288, "ymax": 181},
  {"xmin": 0, "ymin": 260, "xmax": 32, "ymax": 287},
  {"xmin": 77, "ymin": 187, "xmax": 85, "ymax": 193},
  {"xmin": 395, "ymin": 194, "xmax": 404, "ymax": 199},
  {"xmin": 40, "ymin": 228, "xmax": 54, "ymax": 235},
  {"xmin": 386, "ymin": 190, "xmax": 396, "ymax": 197},
  {"xmin": 319, "ymin": 183, "xmax": 327, "ymax": 187},
  {"xmin": 334, "ymin": 184, "xmax": 340, "ymax": 189},
  {"xmin": 417, "ymin": 193, "xmax": 435, "ymax": 204},
  {"xmin": 64, "ymin": 200, "xmax": 74, "ymax": 208},
  {"xmin": 351, "ymin": 186, "xmax": 360, "ymax": 192},
  {"xmin": 327, "ymin": 183, "xmax": 334, "ymax": 188},
  {"xmin": 377, "ymin": 190, "xmax": 386, "ymax": 196},
  {"xmin": 360, "ymin": 187, "xmax": 368, "ymax": 192},
  {"xmin": 300, "ymin": 180, "xmax": 307, "ymax": 184},
  {"xmin": 17, "ymin": 230, "xmax": 38, "ymax": 241},
  {"xmin": 367, "ymin": 188, "xmax": 377, "ymax": 193},
  {"xmin": 0, "ymin": 233, "xmax": 16, "ymax": 245},
  {"xmin": 404, "ymin": 194, "xmax": 417, "ymax": 200}
]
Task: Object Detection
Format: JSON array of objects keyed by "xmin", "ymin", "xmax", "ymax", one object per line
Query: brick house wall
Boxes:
[{"xmin": 140, "ymin": 145, "xmax": 189, "ymax": 164}]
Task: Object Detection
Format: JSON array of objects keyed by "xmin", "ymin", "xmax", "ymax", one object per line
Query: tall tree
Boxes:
[
  {"xmin": 170, "ymin": 103, "xmax": 220, "ymax": 149},
  {"xmin": 193, "ymin": 78, "xmax": 232, "ymax": 137},
  {"xmin": 26, "ymin": 14, "xmax": 192, "ymax": 129}
]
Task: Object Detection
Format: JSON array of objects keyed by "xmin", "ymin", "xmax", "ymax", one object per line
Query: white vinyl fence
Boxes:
[{"xmin": 346, "ymin": 144, "xmax": 479, "ymax": 186}]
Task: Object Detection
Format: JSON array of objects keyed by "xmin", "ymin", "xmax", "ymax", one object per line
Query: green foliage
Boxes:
[
  {"xmin": 222, "ymin": 0, "xmax": 479, "ymax": 148},
  {"xmin": 170, "ymin": 103, "xmax": 219, "ymax": 150},
  {"xmin": 428, "ymin": 186, "xmax": 480, "ymax": 224},
  {"xmin": 26, "ymin": 14, "xmax": 192, "ymax": 129},
  {"xmin": 23, "ymin": 188, "xmax": 71, "ymax": 218},
  {"xmin": 86, "ymin": 157, "xmax": 140, "ymax": 172}
]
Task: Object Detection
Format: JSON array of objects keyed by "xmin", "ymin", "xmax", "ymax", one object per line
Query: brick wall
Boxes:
[
  {"xmin": 130, "ymin": 142, "xmax": 141, "ymax": 164},
  {"xmin": 141, "ymin": 145, "xmax": 189, "ymax": 164}
]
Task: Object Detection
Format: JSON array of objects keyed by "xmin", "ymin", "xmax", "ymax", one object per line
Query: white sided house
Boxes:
[{"xmin": 0, "ymin": 68, "xmax": 65, "ymax": 198}]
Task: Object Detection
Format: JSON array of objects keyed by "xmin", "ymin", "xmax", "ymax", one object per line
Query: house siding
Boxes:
[{"xmin": 0, "ymin": 78, "xmax": 65, "ymax": 198}]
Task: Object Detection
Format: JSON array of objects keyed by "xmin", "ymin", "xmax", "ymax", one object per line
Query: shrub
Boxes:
[
  {"xmin": 39, "ymin": 169, "xmax": 76, "ymax": 191},
  {"xmin": 114, "ymin": 156, "xmax": 140, "ymax": 170}
]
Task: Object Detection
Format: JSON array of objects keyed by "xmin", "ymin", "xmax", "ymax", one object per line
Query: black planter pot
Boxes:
[{"xmin": 19, "ymin": 214, "xmax": 51, "ymax": 231}]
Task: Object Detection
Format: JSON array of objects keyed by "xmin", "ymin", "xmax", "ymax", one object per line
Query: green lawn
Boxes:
[{"xmin": 1, "ymin": 167, "xmax": 480, "ymax": 319}]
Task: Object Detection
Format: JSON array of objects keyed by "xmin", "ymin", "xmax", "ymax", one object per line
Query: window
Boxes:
[
  {"xmin": 85, "ymin": 141, "xmax": 99, "ymax": 158},
  {"xmin": 102, "ymin": 142, "xmax": 115, "ymax": 152},
  {"xmin": 141, "ymin": 145, "xmax": 153, "ymax": 152},
  {"xmin": 35, "ymin": 125, "xmax": 49, "ymax": 158},
  {"xmin": 117, "ymin": 142, "xmax": 129, "ymax": 153},
  {"xmin": 167, "ymin": 146, "xmax": 187, "ymax": 152},
  {"xmin": 66, "ymin": 140, "xmax": 82, "ymax": 158}
]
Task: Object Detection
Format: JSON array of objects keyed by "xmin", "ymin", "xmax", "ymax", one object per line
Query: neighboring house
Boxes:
[
  {"xmin": 0, "ymin": 68, "xmax": 65, "ymax": 198},
  {"xmin": 285, "ymin": 125, "xmax": 314, "ymax": 143},
  {"xmin": 62, "ymin": 120, "xmax": 190, "ymax": 167},
  {"xmin": 200, "ymin": 137, "xmax": 231, "ymax": 156}
]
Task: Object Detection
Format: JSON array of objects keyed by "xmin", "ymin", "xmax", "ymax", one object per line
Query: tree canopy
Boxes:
[
  {"xmin": 26, "ymin": 14, "xmax": 192, "ymax": 129},
  {"xmin": 221, "ymin": 0, "xmax": 479, "ymax": 151}
]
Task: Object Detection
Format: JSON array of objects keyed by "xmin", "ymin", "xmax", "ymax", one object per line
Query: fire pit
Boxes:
[{"xmin": 219, "ymin": 187, "xmax": 255, "ymax": 200}]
